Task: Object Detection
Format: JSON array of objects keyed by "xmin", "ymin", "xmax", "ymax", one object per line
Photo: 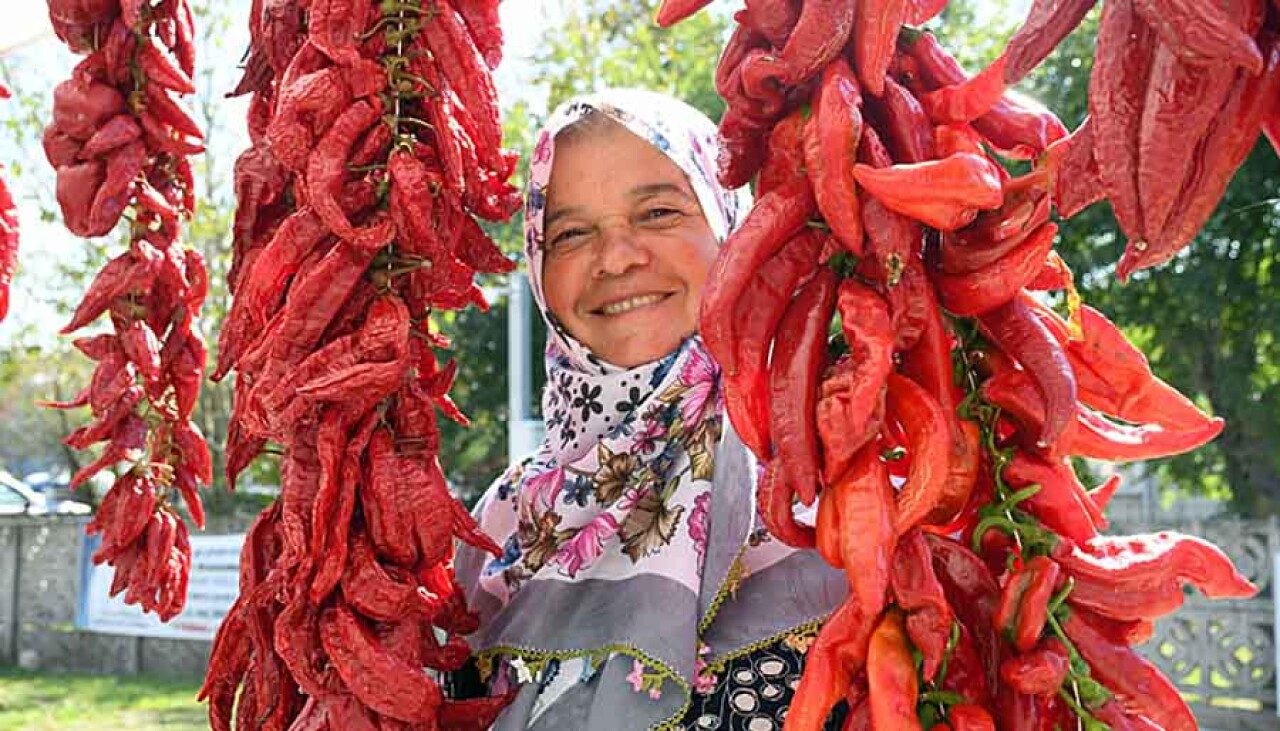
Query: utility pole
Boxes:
[{"xmin": 507, "ymin": 273, "xmax": 544, "ymax": 461}]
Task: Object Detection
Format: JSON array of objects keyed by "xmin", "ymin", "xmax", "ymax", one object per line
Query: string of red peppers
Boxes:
[
  {"xmin": 660, "ymin": 0, "xmax": 1269, "ymax": 729},
  {"xmin": 0, "ymin": 82, "xmax": 16, "ymax": 322},
  {"xmin": 200, "ymin": 0, "xmax": 516, "ymax": 729},
  {"xmin": 41, "ymin": 0, "xmax": 210, "ymax": 622}
]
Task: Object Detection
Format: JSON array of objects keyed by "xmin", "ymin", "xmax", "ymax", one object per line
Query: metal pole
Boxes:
[{"xmin": 508, "ymin": 272, "xmax": 533, "ymax": 461}]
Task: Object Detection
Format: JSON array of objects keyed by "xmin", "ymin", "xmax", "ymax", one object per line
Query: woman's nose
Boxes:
[{"xmin": 592, "ymin": 223, "xmax": 650, "ymax": 278}]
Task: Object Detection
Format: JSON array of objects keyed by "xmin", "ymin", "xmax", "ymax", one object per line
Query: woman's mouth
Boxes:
[{"xmin": 596, "ymin": 293, "xmax": 670, "ymax": 316}]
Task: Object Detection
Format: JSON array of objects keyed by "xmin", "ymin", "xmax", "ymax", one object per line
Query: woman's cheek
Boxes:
[{"xmin": 542, "ymin": 257, "xmax": 587, "ymax": 331}]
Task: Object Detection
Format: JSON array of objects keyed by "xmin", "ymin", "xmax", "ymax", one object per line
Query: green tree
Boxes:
[
  {"xmin": 440, "ymin": 0, "xmax": 730, "ymax": 501},
  {"xmin": 935, "ymin": 2, "xmax": 1280, "ymax": 514}
]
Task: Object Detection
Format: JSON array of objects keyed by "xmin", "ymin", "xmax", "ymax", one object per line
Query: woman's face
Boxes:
[{"xmin": 541, "ymin": 121, "xmax": 718, "ymax": 368}]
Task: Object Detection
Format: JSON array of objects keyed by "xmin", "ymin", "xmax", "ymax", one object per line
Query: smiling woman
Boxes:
[
  {"xmin": 451, "ymin": 88, "xmax": 851, "ymax": 731},
  {"xmin": 541, "ymin": 113, "xmax": 719, "ymax": 368}
]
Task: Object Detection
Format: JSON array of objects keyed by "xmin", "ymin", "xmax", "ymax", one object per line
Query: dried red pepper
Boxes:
[
  {"xmin": 805, "ymin": 59, "xmax": 865, "ymax": 255},
  {"xmin": 853, "ymin": 153, "xmax": 1003, "ymax": 231}
]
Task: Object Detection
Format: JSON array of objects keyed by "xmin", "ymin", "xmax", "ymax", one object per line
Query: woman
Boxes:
[{"xmin": 454, "ymin": 88, "xmax": 849, "ymax": 731}]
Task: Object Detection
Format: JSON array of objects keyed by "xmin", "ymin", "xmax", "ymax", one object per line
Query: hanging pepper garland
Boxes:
[
  {"xmin": 41, "ymin": 0, "xmax": 209, "ymax": 622},
  {"xmin": 0, "ymin": 82, "xmax": 16, "ymax": 322},
  {"xmin": 199, "ymin": 0, "xmax": 518, "ymax": 728},
  {"xmin": 660, "ymin": 0, "xmax": 1272, "ymax": 728}
]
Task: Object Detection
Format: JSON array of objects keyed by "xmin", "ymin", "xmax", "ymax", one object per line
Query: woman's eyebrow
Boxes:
[
  {"xmin": 631, "ymin": 182, "xmax": 693, "ymax": 200},
  {"xmin": 544, "ymin": 205, "xmax": 584, "ymax": 229}
]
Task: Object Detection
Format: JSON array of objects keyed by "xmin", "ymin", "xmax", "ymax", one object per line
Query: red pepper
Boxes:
[
  {"xmin": 1089, "ymin": 473, "xmax": 1122, "ymax": 515},
  {"xmin": 1067, "ymin": 303, "xmax": 1220, "ymax": 431},
  {"xmin": 770, "ymin": 267, "xmax": 839, "ymax": 506},
  {"xmin": 741, "ymin": 0, "xmax": 801, "ymax": 48},
  {"xmin": 898, "ymin": 282, "xmax": 959, "ymax": 414},
  {"xmin": 925, "ymin": 534, "xmax": 1002, "ymax": 693},
  {"xmin": 1092, "ymin": 698, "xmax": 1167, "ymax": 731},
  {"xmin": 886, "ymin": 374, "xmax": 950, "ymax": 536},
  {"xmin": 854, "ymin": 153, "xmax": 1003, "ymax": 231},
  {"xmin": 1055, "ymin": 531, "xmax": 1258, "ymax": 621},
  {"xmin": 758, "ymin": 108, "xmax": 809, "ymax": 196},
  {"xmin": 882, "ymin": 256, "xmax": 931, "ymax": 352},
  {"xmin": 921, "ymin": 54, "xmax": 1009, "ymax": 124},
  {"xmin": 1062, "ymin": 607, "xmax": 1197, "ymax": 731},
  {"xmin": 1003, "ymin": 452, "xmax": 1103, "ymax": 543},
  {"xmin": 654, "ymin": 0, "xmax": 714, "ymax": 27},
  {"xmin": 758, "ymin": 458, "xmax": 817, "ymax": 548},
  {"xmin": 852, "ymin": 0, "xmax": 907, "ymax": 96},
  {"xmin": 1136, "ymin": 46, "xmax": 1238, "ymax": 247},
  {"xmin": 939, "ymin": 621, "xmax": 994, "ymax": 709},
  {"xmin": 1068, "ymin": 405, "xmax": 1224, "ymax": 462},
  {"xmin": 306, "ymin": 100, "xmax": 395, "ymax": 249},
  {"xmin": 1087, "ymin": 0, "xmax": 1156, "ymax": 248},
  {"xmin": 834, "ymin": 447, "xmax": 896, "ymax": 620},
  {"xmin": 779, "ymin": 0, "xmax": 856, "ymax": 85},
  {"xmin": 905, "ymin": 0, "xmax": 948, "ymax": 23},
  {"xmin": 319, "ymin": 599, "xmax": 444, "ymax": 723},
  {"xmin": 453, "ymin": 0, "xmax": 504, "ymax": 70},
  {"xmin": 715, "ymin": 24, "xmax": 769, "ymax": 100},
  {"xmin": 976, "ymin": 293, "xmax": 1077, "ymax": 451},
  {"xmin": 725, "ymin": 230, "xmax": 823, "ymax": 460},
  {"xmin": 1044, "ymin": 117, "xmax": 1106, "ymax": 219},
  {"xmin": 859, "ymin": 192, "xmax": 921, "ymax": 290},
  {"xmin": 890, "ymin": 529, "xmax": 952, "ymax": 683},
  {"xmin": 1003, "ymin": 0, "xmax": 1098, "ymax": 84},
  {"xmin": 947, "ymin": 704, "xmax": 995, "ymax": 731},
  {"xmin": 932, "ymin": 222, "xmax": 1057, "ymax": 316},
  {"xmin": 900, "ymin": 29, "xmax": 1067, "ymax": 158},
  {"xmin": 982, "ymin": 363, "xmax": 1225, "ymax": 462},
  {"xmin": 1132, "ymin": 0, "xmax": 1264, "ymax": 73},
  {"xmin": 942, "ymin": 172, "xmax": 1052, "ymax": 275},
  {"xmin": 701, "ymin": 179, "xmax": 816, "ymax": 376},
  {"xmin": 999, "ymin": 637, "xmax": 1070, "ymax": 696},
  {"xmin": 138, "ymin": 38, "xmax": 196, "ymax": 94},
  {"xmin": 933, "ymin": 124, "xmax": 989, "ymax": 159},
  {"xmin": 866, "ymin": 609, "xmax": 921, "ymax": 731},
  {"xmin": 819, "ymin": 279, "xmax": 893, "ymax": 484},
  {"xmin": 1025, "ymin": 251, "xmax": 1072, "ymax": 292},
  {"xmin": 996, "ymin": 685, "xmax": 1070, "ymax": 731},
  {"xmin": 999, "ymin": 555, "xmax": 1060, "ymax": 652},
  {"xmin": 870, "ymin": 77, "xmax": 936, "ymax": 164},
  {"xmin": 785, "ymin": 594, "xmax": 874, "ymax": 731},
  {"xmin": 805, "ymin": 59, "xmax": 865, "ymax": 256},
  {"xmin": 815, "ymin": 486, "xmax": 843, "ymax": 569}
]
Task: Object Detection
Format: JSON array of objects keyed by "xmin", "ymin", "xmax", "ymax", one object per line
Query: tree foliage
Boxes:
[{"xmin": 935, "ymin": 2, "xmax": 1280, "ymax": 514}]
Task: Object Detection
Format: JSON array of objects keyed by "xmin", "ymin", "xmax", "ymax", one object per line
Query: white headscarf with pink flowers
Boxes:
[{"xmin": 454, "ymin": 89, "xmax": 847, "ymax": 731}]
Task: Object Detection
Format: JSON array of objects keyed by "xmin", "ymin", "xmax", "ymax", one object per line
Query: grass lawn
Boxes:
[{"xmin": 0, "ymin": 667, "xmax": 206, "ymax": 730}]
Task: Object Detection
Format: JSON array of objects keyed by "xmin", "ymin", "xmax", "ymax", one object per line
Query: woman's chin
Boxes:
[{"xmin": 597, "ymin": 335, "xmax": 686, "ymax": 369}]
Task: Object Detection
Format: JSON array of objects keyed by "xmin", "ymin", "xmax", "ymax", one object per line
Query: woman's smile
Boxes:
[{"xmin": 591, "ymin": 291, "xmax": 673, "ymax": 317}]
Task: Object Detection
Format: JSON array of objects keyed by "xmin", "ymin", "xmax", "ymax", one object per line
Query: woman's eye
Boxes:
[
  {"xmin": 548, "ymin": 228, "xmax": 590, "ymax": 251},
  {"xmin": 643, "ymin": 207, "xmax": 680, "ymax": 222}
]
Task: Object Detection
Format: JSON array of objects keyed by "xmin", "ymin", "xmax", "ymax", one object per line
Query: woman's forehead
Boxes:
[{"xmin": 546, "ymin": 124, "xmax": 695, "ymax": 204}]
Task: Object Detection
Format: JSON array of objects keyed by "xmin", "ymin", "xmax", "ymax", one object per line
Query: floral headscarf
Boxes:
[{"xmin": 454, "ymin": 89, "xmax": 847, "ymax": 731}]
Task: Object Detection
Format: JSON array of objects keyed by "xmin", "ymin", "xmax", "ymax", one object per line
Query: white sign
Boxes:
[{"xmin": 76, "ymin": 532, "xmax": 244, "ymax": 641}]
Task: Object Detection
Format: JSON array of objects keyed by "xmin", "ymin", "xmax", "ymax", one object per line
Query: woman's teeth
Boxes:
[{"xmin": 601, "ymin": 293, "xmax": 665, "ymax": 315}]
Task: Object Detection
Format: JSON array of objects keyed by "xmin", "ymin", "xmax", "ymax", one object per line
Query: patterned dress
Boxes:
[
  {"xmin": 679, "ymin": 633, "xmax": 849, "ymax": 731},
  {"xmin": 446, "ymin": 627, "xmax": 849, "ymax": 731}
]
